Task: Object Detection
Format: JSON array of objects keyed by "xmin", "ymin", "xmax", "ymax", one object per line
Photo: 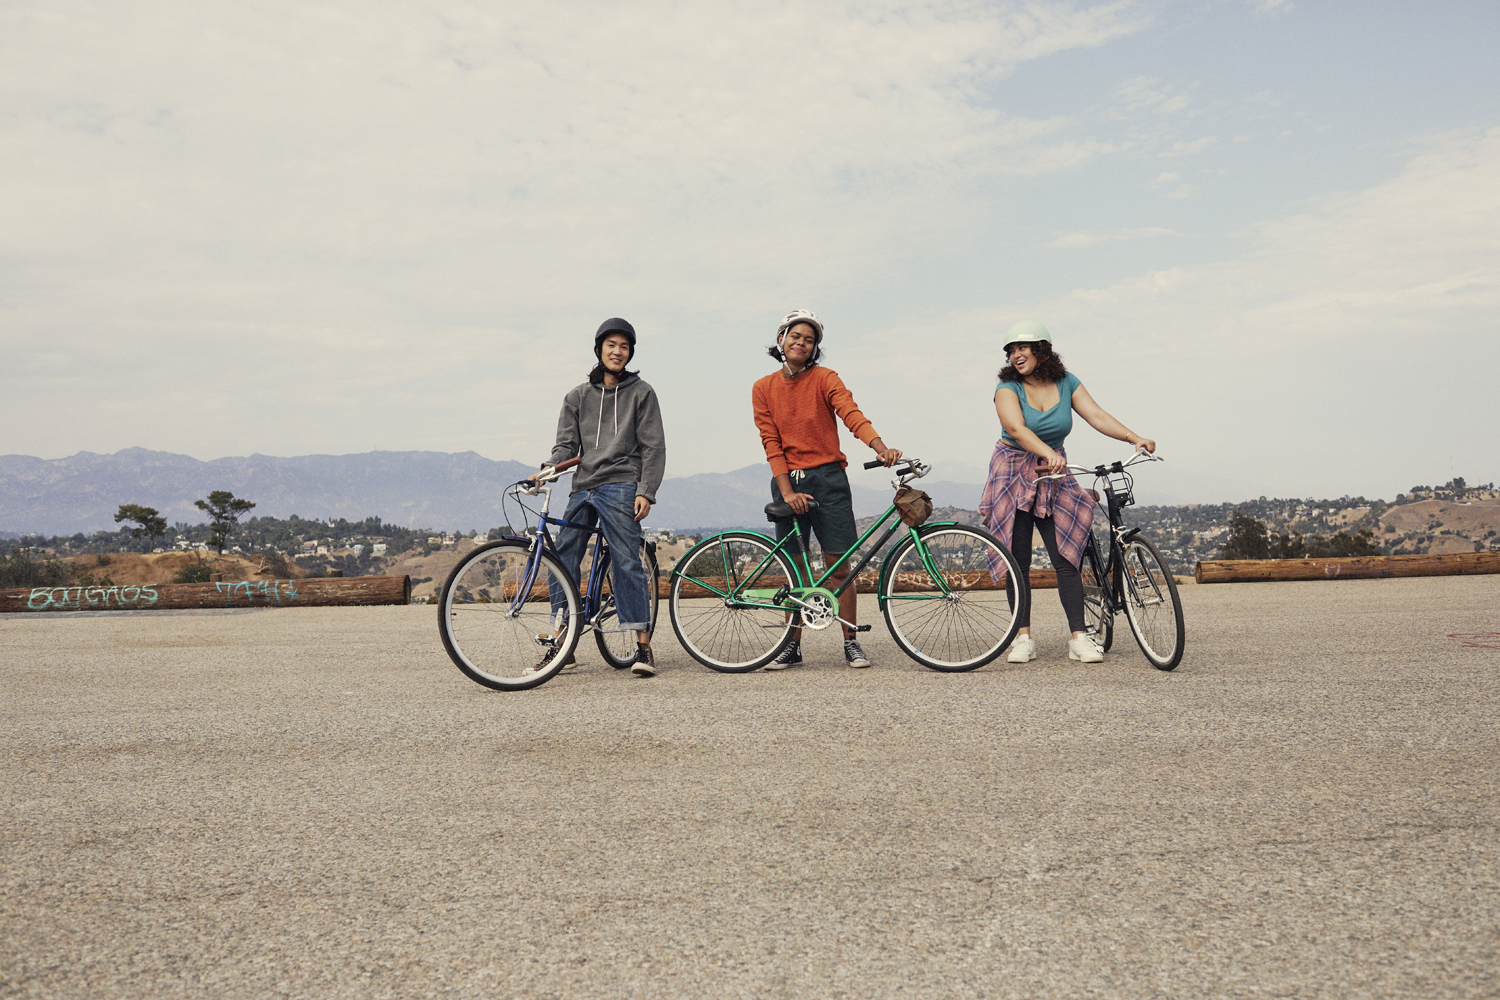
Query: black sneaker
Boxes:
[
  {"xmin": 523, "ymin": 648, "xmax": 575, "ymax": 676},
  {"xmin": 843, "ymin": 637, "xmax": 871, "ymax": 668},
  {"xmin": 764, "ymin": 640, "xmax": 802, "ymax": 671},
  {"xmin": 631, "ymin": 644, "xmax": 656, "ymax": 677}
]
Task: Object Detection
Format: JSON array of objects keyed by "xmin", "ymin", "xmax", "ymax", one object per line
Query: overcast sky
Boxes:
[{"xmin": 3, "ymin": 0, "xmax": 1496, "ymax": 504}]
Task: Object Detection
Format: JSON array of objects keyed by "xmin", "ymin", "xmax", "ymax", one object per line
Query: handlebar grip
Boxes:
[{"xmin": 863, "ymin": 459, "xmax": 883, "ymax": 470}]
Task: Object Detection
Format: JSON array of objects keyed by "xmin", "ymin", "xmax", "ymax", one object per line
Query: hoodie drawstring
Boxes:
[{"xmin": 594, "ymin": 384, "xmax": 621, "ymax": 448}]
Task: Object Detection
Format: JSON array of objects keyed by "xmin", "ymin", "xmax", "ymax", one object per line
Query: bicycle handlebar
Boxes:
[
  {"xmin": 1035, "ymin": 448, "xmax": 1162, "ymax": 481},
  {"xmin": 863, "ymin": 456, "xmax": 929, "ymax": 475},
  {"xmin": 514, "ymin": 456, "xmax": 581, "ymax": 495}
]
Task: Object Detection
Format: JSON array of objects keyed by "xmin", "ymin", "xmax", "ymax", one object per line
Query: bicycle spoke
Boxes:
[{"xmin": 881, "ymin": 526, "xmax": 1023, "ymax": 671}]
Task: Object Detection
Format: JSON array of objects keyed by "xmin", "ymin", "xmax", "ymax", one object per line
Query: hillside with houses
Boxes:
[{"xmin": 5, "ymin": 477, "xmax": 1495, "ymax": 590}]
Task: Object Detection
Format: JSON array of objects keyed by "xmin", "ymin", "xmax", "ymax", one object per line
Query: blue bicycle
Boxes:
[{"xmin": 437, "ymin": 458, "xmax": 660, "ymax": 691}]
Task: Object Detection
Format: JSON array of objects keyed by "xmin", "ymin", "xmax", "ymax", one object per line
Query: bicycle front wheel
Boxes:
[
  {"xmin": 595, "ymin": 542, "xmax": 661, "ymax": 669},
  {"xmin": 438, "ymin": 540, "xmax": 581, "ymax": 691},
  {"xmin": 1120, "ymin": 535, "xmax": 1185, "ymax": 670},
  {"xmin": 880, "ymin": 525, "xmax": 1025, "ymax": 672},
  {"xmin": 1080, "ymin": 535, "xmax": 1114, "ymax": 652},
  {"xmin": 669, "ymin": 531, "xmax": 797, "ymax": 672}
]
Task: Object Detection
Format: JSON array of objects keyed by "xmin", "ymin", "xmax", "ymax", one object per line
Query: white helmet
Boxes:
[{"xmin": 776, "ymin": 309, "xmax": 824, "ymax": 343}]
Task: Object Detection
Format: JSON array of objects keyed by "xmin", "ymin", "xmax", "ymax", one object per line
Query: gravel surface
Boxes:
[{"xmin": 3, "ymin": 577, "xmax": 1497, "ymax": 998}]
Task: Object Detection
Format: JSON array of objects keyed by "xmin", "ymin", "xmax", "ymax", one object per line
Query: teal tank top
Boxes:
[{"xmin": 996, "ymin": 371, "xmax": 1082, "ymax": 451}]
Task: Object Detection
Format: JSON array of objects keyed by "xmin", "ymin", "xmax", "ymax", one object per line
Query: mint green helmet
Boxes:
[{"xmin": 1004, "ymin": 320, "xmax": 1051, "ymax": 347}]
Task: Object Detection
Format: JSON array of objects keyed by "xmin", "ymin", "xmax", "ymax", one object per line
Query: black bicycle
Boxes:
[{"xmin": 1041, "ymin": 449, "xmax": 1185, "ymax": 670}]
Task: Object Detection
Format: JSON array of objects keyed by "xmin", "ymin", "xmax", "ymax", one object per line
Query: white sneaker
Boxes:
[
  {"xmin": 1007, "ymin": 636, "xmax": 1037, "ymax": 663},
  {"xmin": 1068, "ymin": 637, "xmax": 1103, "ymax": 663}
]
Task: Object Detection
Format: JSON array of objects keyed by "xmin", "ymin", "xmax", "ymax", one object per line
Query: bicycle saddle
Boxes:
[{"xmin": 764, "ymin": 499, "xmax": 820, "ymax": 521}]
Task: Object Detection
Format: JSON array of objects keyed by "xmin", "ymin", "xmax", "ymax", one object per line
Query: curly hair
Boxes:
[{"xmin": 997, "ymin": 341, "xmax": 1068, "ymax": 383}]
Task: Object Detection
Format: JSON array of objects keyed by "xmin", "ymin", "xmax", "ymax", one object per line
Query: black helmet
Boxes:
[{"xmin": 594, "ymin": 317, "xmax": 636, "ymax": 361}]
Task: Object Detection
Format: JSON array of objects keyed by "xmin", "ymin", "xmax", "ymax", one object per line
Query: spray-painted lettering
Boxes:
[
  {"xmin": 27, "ymin": 585, "xmax": 160, "ymax": 611},
  {"xmin": 213, "ymin": 580, "xmax": 301, "ymax": 605}
]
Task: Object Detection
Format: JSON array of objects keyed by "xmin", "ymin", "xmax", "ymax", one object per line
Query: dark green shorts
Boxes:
[{"xmin": 770, "ymin": 462, "xmax": 857, "ymax": 555}]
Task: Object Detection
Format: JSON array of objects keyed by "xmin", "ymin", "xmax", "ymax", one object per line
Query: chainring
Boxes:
[{"xmin": 798, "ymin": 592, "xmax": 836, "ymax": 630}]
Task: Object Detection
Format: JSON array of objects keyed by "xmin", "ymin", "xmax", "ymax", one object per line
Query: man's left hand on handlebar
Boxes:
[{"xmin": 872, "ymin": 438, "xmax": 903, "ymax": 467}]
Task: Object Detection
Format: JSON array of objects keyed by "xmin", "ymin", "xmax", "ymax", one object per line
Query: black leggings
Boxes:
[{"xmin": 1008, "ymin": 508, "xmax": 1086, "ymax": 632}]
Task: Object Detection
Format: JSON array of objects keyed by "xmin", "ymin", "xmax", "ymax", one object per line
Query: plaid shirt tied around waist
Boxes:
[{"xmin": 978, "ymin": 441, "xmax": 1095, "ymax": 583}]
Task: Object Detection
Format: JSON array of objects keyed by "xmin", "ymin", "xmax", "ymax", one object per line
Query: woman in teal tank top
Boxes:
[{"xmin": 979, "ymin": 320, "xmax": 1156, "ymax": 666}]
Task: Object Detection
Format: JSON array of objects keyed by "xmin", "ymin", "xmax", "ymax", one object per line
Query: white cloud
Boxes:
[
  {"xmin": 1047, "ymin": 227, "xmax": 1181, "ymax": 248},
  {"xmin": 1164, "ymin": 136, "xmax": 1218, "ymax": 157},
  {"xmin": 852, "ymin": 128, "xmax": 1500, "ymax": 501},
  {"xmin": 0, "ymin": 0, "xmax": 1150, "ymax": 461}
]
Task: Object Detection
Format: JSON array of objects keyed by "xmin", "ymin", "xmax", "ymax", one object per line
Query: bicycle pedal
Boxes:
[{"xmin": 855, "ymin": 624, "xmax": 872, "ymax": 632}]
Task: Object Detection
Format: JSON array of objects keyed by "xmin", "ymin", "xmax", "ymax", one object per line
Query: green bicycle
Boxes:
[{"xmin": 667, "ymin": 458, "xmax": 1029, "ymax": 672}]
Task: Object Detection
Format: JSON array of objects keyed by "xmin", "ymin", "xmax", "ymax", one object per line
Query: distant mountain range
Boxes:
[{"xmin": 0, "ymin": 448, "xmax": 983, "ymax": 536}]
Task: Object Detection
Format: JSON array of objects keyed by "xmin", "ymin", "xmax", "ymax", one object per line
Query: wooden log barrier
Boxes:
[
  {"xmin": 0, "ymin": 575, "xmax": 412, "ymax": 613},
  {"xmin": 1195, "ymin": 552, "xmax": 1500, "ymax": 585},
  {"xmin": 664, "ymin": 568, "xmax": 1057, "ymax": 599}
]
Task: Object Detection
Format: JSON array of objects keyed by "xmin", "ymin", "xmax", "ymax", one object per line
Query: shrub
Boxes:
[
  {"xmin": 0, "ymin": 549, "xmax": 74, "ymax": 589},
  {"xmin": 173, "ymin": 563, "xmax": 214, "ymax": 584}
]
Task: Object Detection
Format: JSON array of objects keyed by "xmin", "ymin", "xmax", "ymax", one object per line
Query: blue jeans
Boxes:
[{"xmin": 548, "ymin": 482, "xmax": 652, "ymax": 633}]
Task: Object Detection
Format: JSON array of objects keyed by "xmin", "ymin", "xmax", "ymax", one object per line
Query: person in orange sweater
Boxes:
[{"xmin": 751, "ymin": 309, "xmax": 903, "ymax": 670}]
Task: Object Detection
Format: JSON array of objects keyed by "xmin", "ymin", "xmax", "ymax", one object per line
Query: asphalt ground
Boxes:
[{"xmin": 2, "ymin": 576, "xmax": 1497, "ymax": 999}]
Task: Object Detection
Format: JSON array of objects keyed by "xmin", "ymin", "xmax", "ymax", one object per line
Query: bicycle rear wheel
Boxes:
[
  {"xmin": 438, "ymin": 540, "xmax": 581, "ymax": 691},
  {"xmin": 1080, "ymin": 535, "xmax": 1114, "ymax": 652},
  {"xmin": 880, "ymin": 525, "xmax": 1025, "ymax": 672},
  {"xmin": 1120, "ymin": 535, "xmax": 1185, "ymax": 670},
  {"xmin": 595, "ymin": 542, "xmax": 661, "ymax": 669},
  {"xmin": 669, "ymin": 531, "xmax": 797, "ymax": 672}
]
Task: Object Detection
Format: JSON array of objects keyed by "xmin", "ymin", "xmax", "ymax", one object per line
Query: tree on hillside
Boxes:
[
  {"xmin": 1219, "ymin": 511, "xmax": 1269, "ymax": 559},
  {"xmin": 1306, "ymin": 529, "xmax": 1380, "ymax": 557},
  {"xmin": 114, "ymin": 504, "xmax": 169, "ymax": 549},
  {"xmin": 194, "ymin": 491, "xmax": 257, "ymax": 553},
  {"xmin": 1268, "ymin": 528, "xmax": 1305, "ymax": 559}
]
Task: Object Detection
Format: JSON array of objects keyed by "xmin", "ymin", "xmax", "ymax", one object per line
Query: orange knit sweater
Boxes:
[{"xmin": 751, "ymin": 366, "xmax": 880, "ymax": 479}]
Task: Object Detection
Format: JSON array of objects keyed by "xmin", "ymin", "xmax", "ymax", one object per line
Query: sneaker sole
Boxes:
[
  {"xmin": 1007, "ymin": 651, "xmax": 1037, "ymax": 663},
  {"xmin": 763, "ymin": 661, "xmax": 802, "ymax": 671},
  {"xmin": 1068, "ymin": 650, "xmax": 1103, "ymax": 663}
]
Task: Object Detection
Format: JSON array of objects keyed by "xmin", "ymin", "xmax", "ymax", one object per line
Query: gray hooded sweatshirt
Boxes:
[{"xmin": 548, "ymin": 372, "xmax": 667, "ymax": 503}]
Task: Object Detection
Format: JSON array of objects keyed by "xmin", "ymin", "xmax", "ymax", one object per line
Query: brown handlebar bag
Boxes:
[{"xmin": 893, "ymin": 487, "xmax": 933, "ymax": 527}]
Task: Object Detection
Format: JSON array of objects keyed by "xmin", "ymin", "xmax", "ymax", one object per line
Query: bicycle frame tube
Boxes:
[
  {"xmin": 508, "ymin": 484, "xmax": 605, "ymax": 619},
  {"xmin": 671, "ymin": 529, "xmax": 799, "ymax": 606},
  {"xmin": 583, "ymin": 533, "xmax": 616, "ymax": 624},
  {"xmin": 809, "ymin": 504, "xmax": 908, "ymax": 597}
]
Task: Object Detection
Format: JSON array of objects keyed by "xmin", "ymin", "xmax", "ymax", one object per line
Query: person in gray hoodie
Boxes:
[{"xmin": 536, "ymin": 317, "xmax": 667, "ymax": 677}]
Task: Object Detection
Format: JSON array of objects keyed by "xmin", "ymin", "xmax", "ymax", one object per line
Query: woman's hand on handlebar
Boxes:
[
  {"xmin": 1130, "ymin": 436, "xmax": 1156, "ymax": 454},
  {"xmin": 782, "ymin": 491, "xmax": 817, "ymax": 515},
  {"xmin": 1035, "ymin": 450, "xmax": 1066, "ymax": 476}
]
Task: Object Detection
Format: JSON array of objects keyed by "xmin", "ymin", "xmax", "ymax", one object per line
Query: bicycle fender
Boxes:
[
  {"xmin": 874, "ymin": 522, "xmax": 959, "ymax": 610},
  {"xmin": 667, "ymin": 529, "xmax": 780, "ymax": 580}
]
